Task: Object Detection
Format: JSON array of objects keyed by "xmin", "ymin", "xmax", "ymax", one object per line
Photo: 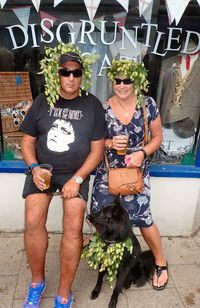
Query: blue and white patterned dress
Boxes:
[{"xmin": 91, "ymin": 96, "xmax": 160, "ymax": 228}]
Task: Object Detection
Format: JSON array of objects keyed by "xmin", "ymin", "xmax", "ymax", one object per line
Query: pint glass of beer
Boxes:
[{"xmin": 39, "ymin": 163, "xmax": 53, "ymax": 189}]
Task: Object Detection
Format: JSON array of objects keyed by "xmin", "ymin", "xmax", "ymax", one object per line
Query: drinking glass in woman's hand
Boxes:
[{"xmin": 116, "ymin": 130, "xmax": 129, "ymax": 155}]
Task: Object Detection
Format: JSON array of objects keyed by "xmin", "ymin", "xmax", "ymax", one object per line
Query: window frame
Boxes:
[{"xmin": 0, "ymin": 139, "xmax": 200, "ymax": 177}]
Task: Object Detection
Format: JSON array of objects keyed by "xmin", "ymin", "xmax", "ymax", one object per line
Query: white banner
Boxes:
[
  {"xmin": 165, "ymin": 0, "xmax": 190, "ymax": 25},
  {"xmin": 0, "ymin": 0, "xmax": 7, "ymax": 9},
  {"xmin": 31, "ymin": 0, "xmax": 41, "ymax": 12},
  {"xmin": 138, "ymin": 0, "xmax": 153, "ymax": 17},
  {"xmin": 84, "ymin": 0, "xmax": 101, "ymax": 21},
  {"xmin": 13, "ymin": 7, "xmax": 31, "ymax": 31},
  {"xmin": 116, "ymin": 0, "xmax": 129, "ymax": 12}
]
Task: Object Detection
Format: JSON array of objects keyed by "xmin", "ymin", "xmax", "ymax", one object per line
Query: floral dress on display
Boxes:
[{"xmin": 91, "ymin": 96, "xmax": 159, "ymax": 228}]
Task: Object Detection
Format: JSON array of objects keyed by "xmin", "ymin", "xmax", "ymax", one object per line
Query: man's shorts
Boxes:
[{"xmin": 22, "ymin": 172, "xmax": 90, "ymax": 202}]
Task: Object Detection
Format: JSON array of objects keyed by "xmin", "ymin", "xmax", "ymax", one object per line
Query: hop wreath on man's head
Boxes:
[
  {"xmin": 39, "ymin": 42, "xmax": 100, "ymax": 108},
  {"xmin": 107, "ymin": 59, "xmax": 149, "ymax": 107}
]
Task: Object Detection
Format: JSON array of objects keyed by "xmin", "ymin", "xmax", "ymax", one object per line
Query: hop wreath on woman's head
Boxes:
[
  {"xmin": 107, "ymin": 59, "xmax": 149, "ymax": 107},
  {"xmin": 39, "ymin": 42, "xmax": 100, "ymax": 108}
]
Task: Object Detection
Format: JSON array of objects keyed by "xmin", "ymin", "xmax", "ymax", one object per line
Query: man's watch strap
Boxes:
[{"xmin": 25, "ymin": 163, "xmax": 39, "ymax": 175}]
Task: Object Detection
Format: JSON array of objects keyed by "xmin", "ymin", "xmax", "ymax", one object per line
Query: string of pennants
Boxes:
[{"xmin": 0, "ymin": 0, "xmax": 199, "ymax": 31}]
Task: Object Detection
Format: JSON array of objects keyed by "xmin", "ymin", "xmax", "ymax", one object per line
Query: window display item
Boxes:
[
  {"xmin": 0, "ymin": 72, "xmax": 33, "ymax": 160},
  {"xmin": 1, "ymin": 100, "xmax": 32, "ymax": 133},
  {"xmin": 157, "ymin": 41, "xmax": 200, "ymax": 130},
  {"xmin": 160, "ymin": 126, "xmax": 195, "ymax": 156}
]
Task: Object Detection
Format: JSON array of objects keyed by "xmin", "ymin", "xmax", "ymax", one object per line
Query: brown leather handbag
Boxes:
[{"xmin": 105, "ymin": 103, "xmax": 148, "ymax": 196}]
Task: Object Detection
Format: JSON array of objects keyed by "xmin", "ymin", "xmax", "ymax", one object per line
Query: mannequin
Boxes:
[
  {"xmin": 157, "ymin": 40, "xmax": 200, "ymax": 137},
  {"xmin": 153, "ymin": 40, "xmax": 200, "ymax": 162}
]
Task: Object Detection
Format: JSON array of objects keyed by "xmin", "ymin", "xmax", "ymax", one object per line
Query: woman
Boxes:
[{"xmin": 91, "ymin": 59, "xmax": 168, "ymax": 290}]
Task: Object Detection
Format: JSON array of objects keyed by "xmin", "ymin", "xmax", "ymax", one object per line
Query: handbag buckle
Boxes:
[{"xmin": 127, "ymin": 184, "xmax": 136, "ymax": 191}]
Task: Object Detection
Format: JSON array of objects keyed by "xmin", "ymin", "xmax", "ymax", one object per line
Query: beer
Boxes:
[
  {"xmin": 117, "ymin": 139, "xmax": 128, "ymax": 155},
  {"xmin": 41, "ymin": 173, "xmax": 51, "ymax": 189},
  {"xmin": 39, "ymin": 163, "xmax": 53, "ymax": 189}
]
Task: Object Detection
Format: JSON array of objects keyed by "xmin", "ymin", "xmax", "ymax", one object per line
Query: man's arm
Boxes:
[
  {"xmin": 21, "ymin": 133, "xmax": 48, "ymax": 191},
  {"xmin": 62, "ymin": 138, "xmax": 105, "ymax": 199},
  {"xmin": 21, "ymin": 133, "xmax": 38, "ymax": 167}
]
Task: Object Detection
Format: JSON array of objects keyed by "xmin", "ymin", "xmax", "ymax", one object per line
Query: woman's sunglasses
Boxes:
[
  {"xmin": 114, "ymin": 78, "xmax": 133, "ymax": 85},
  {"xmin": 59, "ymin": 68, "xmax": 82, "ymax": 78}
]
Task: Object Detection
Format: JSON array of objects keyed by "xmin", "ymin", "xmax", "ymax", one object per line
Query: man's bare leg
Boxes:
[
  {"xmin": 24, "ymin": 193, "xmax": 52, "ymax": 283},
  {"xmin": 57, "ymin": 197, "xmax": 85, "ymax": 298}
]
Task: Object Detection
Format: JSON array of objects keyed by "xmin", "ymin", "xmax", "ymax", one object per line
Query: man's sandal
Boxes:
[{"xmin": 152, "ymin": 263, "xmax": 168, "ymax": 291}]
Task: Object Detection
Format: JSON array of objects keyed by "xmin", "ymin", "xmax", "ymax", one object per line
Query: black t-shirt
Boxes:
[{"xmin": 20, "ymin": 92, "xmax": 105, "ymax": 173}]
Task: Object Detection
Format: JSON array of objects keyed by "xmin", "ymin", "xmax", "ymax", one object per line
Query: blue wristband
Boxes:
[{"xmin": 25, "ymin": 163, "xmax": 39, "ymax": 175}]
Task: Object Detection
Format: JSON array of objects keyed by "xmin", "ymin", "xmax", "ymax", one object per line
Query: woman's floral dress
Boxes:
[{"xmin": 91, "ymin": 96, "xmax": 159, "ymax": 227}]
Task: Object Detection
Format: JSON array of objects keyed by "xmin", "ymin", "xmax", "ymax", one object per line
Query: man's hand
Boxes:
[
  {"xmin": 62, "ymin": 178, "xmax": 80, "ymax": 199},
  {"xmin": 32, "ymin": 167, "xmax": 52, "ymax": 191}
]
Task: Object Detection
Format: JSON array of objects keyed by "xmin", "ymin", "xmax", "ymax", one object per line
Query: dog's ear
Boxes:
[
  {"xmin": 114, "ymin": 193, "xmax": 121, "ymax": 204},
  {"xmin": 113, "ymin": 194, "xmax": 124, "ymax": 217}
]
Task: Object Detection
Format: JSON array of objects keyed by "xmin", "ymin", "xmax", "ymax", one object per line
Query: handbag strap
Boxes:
[
  {"xmin": 142, "ymin": 102, "xmax": 148, "ymax": 147},
  {"xmin": 105, "ymin": 150, "xmax": 110, "ymax": 171},
  {"xmin": 105, "ymin": 101, "xmax": 148, "ymax": 171}
]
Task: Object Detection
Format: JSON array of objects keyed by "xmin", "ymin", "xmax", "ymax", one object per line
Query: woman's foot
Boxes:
[{"xmin": 152, "ymin": 262, "xmax": 168, "ymax": 290}]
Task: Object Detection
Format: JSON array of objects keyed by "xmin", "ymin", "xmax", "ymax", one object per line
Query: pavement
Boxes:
[{"xmin": 0, "ymin": 229, "xmax": 200, "ymax": 308}]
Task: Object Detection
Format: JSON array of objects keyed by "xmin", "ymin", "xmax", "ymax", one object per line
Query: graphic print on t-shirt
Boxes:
[{"xmin": 47, "ymin": 118, "xmax": 75, "ymax": 152}]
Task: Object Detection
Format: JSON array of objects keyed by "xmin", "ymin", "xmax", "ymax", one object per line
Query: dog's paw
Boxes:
[
  {"xmin": 108, "ymin": 299, "xmax": 117, "ymax": 308},
  {"xmin": 91, "ymin": 288, "xmax": 100, "ymax": 300}
]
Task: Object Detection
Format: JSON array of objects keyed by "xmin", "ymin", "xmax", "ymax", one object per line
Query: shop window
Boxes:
[{"xmin": 0, "ymin": 0, "xmax": 200, "ymax": 176}]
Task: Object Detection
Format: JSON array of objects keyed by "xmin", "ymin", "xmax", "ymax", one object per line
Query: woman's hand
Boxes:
[
  {"xmin": 112, "ymin": 135, "xmax": 128, "ymax": 151},
  {"xmin": 125, "ymin": 151, "xmax": 144, "ymax": 168}
]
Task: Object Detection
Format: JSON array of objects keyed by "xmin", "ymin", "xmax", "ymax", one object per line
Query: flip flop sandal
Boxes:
[{"xmin": 152, "ymin": 263, "xmax": 168, "ymax": 291}]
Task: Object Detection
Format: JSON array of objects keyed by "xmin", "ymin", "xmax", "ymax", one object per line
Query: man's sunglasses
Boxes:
[
  {"xmin": 59, "ymin": 68, "xmax": 82, "ymax": 78},
  {"xmin": 114, "ymin": 78, "xmax": 133, "ymax": 85}
]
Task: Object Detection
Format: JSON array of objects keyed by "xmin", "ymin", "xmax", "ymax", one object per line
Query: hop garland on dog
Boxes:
[
  {"xmin": 81, "ymin": 233, "xmax": 133, "ymax": 288},
  {"xmin": 107, "ymin": 59, "xmax": 149, "ymax": 107},
  {"xmin": 39, "ymin": 42, "xmax": 100, "ymax": 108}
]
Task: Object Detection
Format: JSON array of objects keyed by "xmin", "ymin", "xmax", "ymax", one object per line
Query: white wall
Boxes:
[{"xmin": 0, "ymin": 173, "xmax": 200, "ymax": 236}]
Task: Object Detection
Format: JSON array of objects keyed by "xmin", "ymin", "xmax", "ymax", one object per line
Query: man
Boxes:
[{"xmin": 20, "ymin": 50, "xmax": 105, "ymax": 308}]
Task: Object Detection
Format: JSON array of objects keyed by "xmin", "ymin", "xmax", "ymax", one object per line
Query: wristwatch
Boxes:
[
  {"xmin": 25, "ymin": 163, "xmax": 39, "ymax": 175},
  {"xmin": 73, "ymin": 175, "xmax": 83, "ymax": 184},
  {"xmin": 140, "ymin": 149, "xmax": 147, "ymax": 159}
]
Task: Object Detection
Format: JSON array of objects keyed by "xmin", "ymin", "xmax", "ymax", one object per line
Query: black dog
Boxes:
[{"xmin": 86, "ymin": 194, "xmax": 154, "ymax": 308}]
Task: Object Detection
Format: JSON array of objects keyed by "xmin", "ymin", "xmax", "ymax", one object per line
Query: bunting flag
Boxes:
[
  {"xmin": 13, "ymin": 7, "xmax": 31, "ymax": 31},
  {"xmin": 0, "ymin": 0, "xmax": 7, "ymax": 9},
  {"xmin": 138, "ymin": 0, "xmax": 153, "ymax": 17},
  {"xmin": 165, "ymin": 0, "xmax": 190, "ymax": 25},
  {"xmin": 40, "ymin": 11, "xmax": 57, "ymax": 36},
  {"xmin": 142, "ymin": 0, "xmax": 153, "ymax": 23},
  {"xmin": 84, "ymin": 0, "xmax": 101, "ymax": 21},
  {"xmin": 54, "ymin": 0, "xmax": 63, "ymax": 8},
  {"xmin": 93, "ymin": 16, "xmax": 105, "ymax": 31},
  {"xmin": 31, "ymin": 0, "xmax": 41, "ymax": 12},
  {"xmin": 116, "ymin": 0, "xmax": 129, "ymax": 12},
  {"xmin": 113, "ymin": 11, "xmax": 127, "ymax": 34}
]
